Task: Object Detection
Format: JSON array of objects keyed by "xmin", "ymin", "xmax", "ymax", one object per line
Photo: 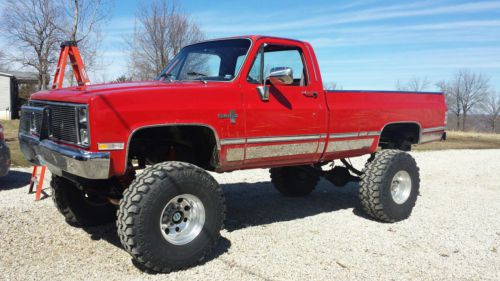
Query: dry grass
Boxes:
[
  {"xmin": 415, "ymin": 131, "xmax": 500, "ymax": 151},
  {"xmin": 2, "ymin": 119, "xmax": 499, "ymax": 167},
  {"xmin": 1, "ymin": 120, "xmax": 31, "ymax": 167}
]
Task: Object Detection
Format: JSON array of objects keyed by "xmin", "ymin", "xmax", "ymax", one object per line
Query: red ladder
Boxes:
[
  {"xmin": 28, "ymin": 166, "xmax": 47, "ymax": 201},
  {"xmin": 52, "ymin": 41, "xmax": 90, "ymax": 90}
]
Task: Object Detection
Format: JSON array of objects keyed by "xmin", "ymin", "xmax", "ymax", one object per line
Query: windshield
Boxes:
[{"xmin": 157, "ymin": 39, "xmax": 251, "ymax": 82}]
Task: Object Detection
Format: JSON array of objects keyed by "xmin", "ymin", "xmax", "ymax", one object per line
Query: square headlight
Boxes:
[
  {"xmin": 78, "ymin": 107, "xmax": 88, "ymax": 125},
  {"xmin": 80, "ymin": 128, "xmax": 89, "ymax": 145}
]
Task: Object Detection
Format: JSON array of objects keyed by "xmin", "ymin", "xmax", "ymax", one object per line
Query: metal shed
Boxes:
[{"xmin": 0, "ymin": 71, "xmax": 38, "ymax": 120}]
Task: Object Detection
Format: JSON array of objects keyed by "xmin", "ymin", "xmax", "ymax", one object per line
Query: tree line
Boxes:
[{"xmin": 396, "ymin": 72, "xmax": 500, "ymax": 133}]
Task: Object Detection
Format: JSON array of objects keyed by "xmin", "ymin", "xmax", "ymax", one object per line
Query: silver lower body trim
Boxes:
[
  {"xmin": 222, "ymin": 134, "xmax": 324, "ymax": 162},
  {"xmin": 421, "ymin": 127, "xmax": 446, "ymax": 143},
  {"xmin": 226, "ymin": 148, "xmax": 245, "ymax": 161},
  {"xmin": 326, "ymin": 138, "xmax": 375, "ymax": 153},
  {"xmin": 330, "ymin": 131, "xmax": 380, "ymax": 139},
  {"xmin": 422, "ymin": 126, "xmax": 446, "ymax": 133},
  {"xmin": 220, "ymin": 138, "xmax": 245, "ymax": 145},
  {"xmin": 226, "ymin": 142, "xmax": 321, "ymax": 162},
  {"xmin": 420, "ymin": 132, "xmax": 444, "ymax": 143},
  {"xmin": 246, "ymin": 142, "xmax": 318, "ymax": 160},
  {"xmin": 247, "ymin": 134, "xmax": 321, "ymax": 144},
  {"xmin": 220, "ymin": 134, "xmax": 324, "ymax": 146},
  {"xmin": 221, "ymin": 133, "xmax": 378, "ymax": 162},
  {"xmin": 19, "ymin": 134, "xmax": 110, "ymax": 179}
]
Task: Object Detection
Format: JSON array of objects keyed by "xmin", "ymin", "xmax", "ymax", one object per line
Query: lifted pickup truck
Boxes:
[{"xmin": 19, "ymin": 35, "xmax": 446, "ymax": 272}]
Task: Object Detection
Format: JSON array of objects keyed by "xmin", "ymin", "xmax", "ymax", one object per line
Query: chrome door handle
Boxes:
[{"xmin": 302, "ymin": 91, "xmax": 318, "ymax": 98}]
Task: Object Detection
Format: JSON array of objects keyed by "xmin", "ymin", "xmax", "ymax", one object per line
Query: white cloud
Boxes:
[{"xmin": 198, "ymin": 1, "xmax": 500, "ymax": 36}]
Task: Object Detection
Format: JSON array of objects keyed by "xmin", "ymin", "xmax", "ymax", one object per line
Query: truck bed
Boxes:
[{"xmin": 322, "ymin": 90, "xmax": 447, "ymax": 160}]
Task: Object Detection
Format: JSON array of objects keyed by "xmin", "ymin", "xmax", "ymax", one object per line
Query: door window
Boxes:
[{"xmin": 247, "ymin": 45, "xmax": 308, "ymax": 86}]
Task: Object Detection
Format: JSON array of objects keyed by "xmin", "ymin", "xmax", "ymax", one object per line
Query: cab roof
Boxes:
[{"xmin": 202, "ymin": 35, "xmax": 307, "ymax": 44}]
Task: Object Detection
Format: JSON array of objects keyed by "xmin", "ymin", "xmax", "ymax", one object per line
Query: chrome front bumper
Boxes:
[{"xmin": 19, "ymin": 134, "xmax": 110, "ymax": 179}]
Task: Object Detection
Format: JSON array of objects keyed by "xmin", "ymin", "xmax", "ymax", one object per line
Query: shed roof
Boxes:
[{"xmin": 0, "ymin": 70, "xmax": 38, "ymax": 83}]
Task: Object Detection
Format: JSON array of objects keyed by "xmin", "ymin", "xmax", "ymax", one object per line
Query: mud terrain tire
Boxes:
[
  {"xmin": 117, "ymin": 162, "xmax": 225, "ymax": 273},
  {"xmin": 359, "ymin": 149, "xmax": 420, "ymax": 222},
  {"xmin": 51, "ymin": 176, "xmax": 116, "ymax": 226}
]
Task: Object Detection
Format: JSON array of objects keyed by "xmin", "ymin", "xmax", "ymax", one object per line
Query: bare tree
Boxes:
[
  {"xmin": 57, "ymin": 0, "xmax": 109, "ymax": 84},
  {"xmin": 396, "ymin": 76, "xmax": 430, "ymax": 91},
  {"xmin": 324, "ymin": 81, "xmax": 343, "ymax": 90},
  {"xmin": 1, "ymin": 0, "xmax": 63, "ymax": 90},
  {"xmin": 456, "ymin": 69, "xmax": 489, "ymax": 130},
  {"xmin": 128, "ymin": 0, "xmax": 204, "ymax": 80},
  {"xmin": 481, "ymin": 91, "xmax": 500, "ymax": 132},
  {"xmin": 437, "ymin": 70, "xmax": 489, "ymax": 131},
  {"xmin": 167, "ymin": 13, "xmax": 204, "ymax": 57}
]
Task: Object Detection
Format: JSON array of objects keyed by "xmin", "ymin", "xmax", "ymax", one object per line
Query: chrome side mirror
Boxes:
[{"xmin": 268, "ymin": 67, "xmax": 293, "ymax": 85}]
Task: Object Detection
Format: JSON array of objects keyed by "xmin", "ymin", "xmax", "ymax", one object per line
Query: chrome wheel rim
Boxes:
[
  {"xmin": 160, "ymin": 194, "xmax": 205, "ymax": 245},
  {"xmin": 390, "ymin": 170, "xmax": 412, "ymax": 204}
]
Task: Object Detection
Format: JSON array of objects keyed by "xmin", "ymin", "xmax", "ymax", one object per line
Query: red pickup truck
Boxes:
[{"xmin": 19, "ymin": 35, "xmax": 446, "ymax": 272}]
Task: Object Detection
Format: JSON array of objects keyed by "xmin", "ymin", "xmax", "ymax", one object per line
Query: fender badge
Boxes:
[{"xmin": 218, "ymin": 110, "xmax": 238, "ymax": 124}]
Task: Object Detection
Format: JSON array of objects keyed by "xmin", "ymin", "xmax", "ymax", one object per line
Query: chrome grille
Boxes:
[{"xmin": 21, "ymin": 101, "xmax": 87, "ymax": 146}]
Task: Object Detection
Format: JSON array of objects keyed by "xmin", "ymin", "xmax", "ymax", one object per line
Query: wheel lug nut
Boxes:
[
  {"xmin": 177, "ymin": 198, "xmax": 183, "ymax": 203},
  {"xmin": 165, "ymin": 229, "xmax": 169, "ymax": 234},
  {"xmin": 175, "ymin": 227, "xmax": 180, "ymax": 232},
  {"xmin": 183, "ymin": 218, "xmax": 188, "ymax": 222},
  {"xmin": 184, "ymin": 206, "xmax": 190, "ymax": 211}
]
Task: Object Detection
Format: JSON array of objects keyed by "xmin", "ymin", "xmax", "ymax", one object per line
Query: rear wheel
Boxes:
[
  {"xmin": 51, "ymin": 176, "xmax": 117, "ymax": 226},
  {"xmin": 359, "ymin": 150, "xmax": 420, "ymax": 222},
  {"xmin": 117, "ymin": 161, "xmax": 225, "ymax": 273},
  {"xmin": 270, "ymin": 166, "xmax": 320, "ymax": 197}
]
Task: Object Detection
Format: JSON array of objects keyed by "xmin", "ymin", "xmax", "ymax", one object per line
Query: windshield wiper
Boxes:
[
  {"xmin": 186, "ymin": 71, "xmax": 207, "ymax": 77},
  {"xmin": 186, "ymin": 72, "xmax": 209, "ymax": 84}
]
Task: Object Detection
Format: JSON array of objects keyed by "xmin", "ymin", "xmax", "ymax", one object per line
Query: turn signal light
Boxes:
[{"xmin": 98, "ymin": 142, "xmax": 124, "ymax": 151}]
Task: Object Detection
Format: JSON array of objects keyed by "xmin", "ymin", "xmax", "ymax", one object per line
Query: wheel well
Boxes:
[
  {"xmin": 378, "ymin": 123, "xmax": 420, "ymax": 151},
  {"xmin": 128, "ymin": 125, "xmax": 219, "ymax": 170}
]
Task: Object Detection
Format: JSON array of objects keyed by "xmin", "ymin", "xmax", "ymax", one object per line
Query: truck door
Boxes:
[{"xmin": 241, "ymin": 41, "xmax": 327, "ymax": 168}]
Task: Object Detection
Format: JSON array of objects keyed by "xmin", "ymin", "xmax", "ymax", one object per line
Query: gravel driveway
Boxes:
[{"xmin": 0, "ymin": 149, "xmax": 499, "ymax": 281}]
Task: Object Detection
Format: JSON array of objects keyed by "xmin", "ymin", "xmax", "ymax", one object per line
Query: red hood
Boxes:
[
  {"xmin": 75, "ymin": 81, "xmax": 163, "ymax": 92},
  {"xmin": 30, "ymin": 81, "xmax": 222, "ymax": 104}
]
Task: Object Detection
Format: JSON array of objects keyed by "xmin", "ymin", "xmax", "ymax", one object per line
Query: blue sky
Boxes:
[{"xmin": 7, "ymin": 0, "xmax": 500, "ymax": 90}]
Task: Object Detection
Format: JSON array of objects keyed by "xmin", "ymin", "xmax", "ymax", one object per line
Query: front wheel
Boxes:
[
  {"xmin": 359, "ymin": 150, "xmax": 420, "ymax": 222},
  {"xmin": 51, "ymin": 176, "xmax": 117, "ymax": 226},
  {"xmin": 117, "ymin": 162, "xmax": 225, "ymax": 273}
]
